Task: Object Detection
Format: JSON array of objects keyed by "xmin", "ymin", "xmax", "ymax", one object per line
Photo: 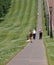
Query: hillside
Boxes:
[{"xmin": 0, "ymin": 0, "xmax": 38, "ymax": 65}]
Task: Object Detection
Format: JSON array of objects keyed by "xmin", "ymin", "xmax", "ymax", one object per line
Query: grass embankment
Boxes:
[
  {"xmin": 0, "ymin": 0, "xmax": 38, "ymax": 65},
  {"xmin": 42, "ymin": 0, "xmax": 54, "ymax": 65}
]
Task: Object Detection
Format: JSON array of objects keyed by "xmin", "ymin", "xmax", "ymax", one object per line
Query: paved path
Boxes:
[{"xmin": 7, "ymin": 0, "xmax": 48, "ymax": 65}]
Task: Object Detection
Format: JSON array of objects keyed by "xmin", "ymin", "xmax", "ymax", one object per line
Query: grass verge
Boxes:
[{"xmin": 42, "ymin": 0, "xmax": 54, "ymax": 65}]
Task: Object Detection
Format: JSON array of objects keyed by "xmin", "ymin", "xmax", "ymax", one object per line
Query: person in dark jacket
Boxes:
[
  {"xmin": 29, "ymin": 30, "xmax": 33, "ymax": 43},
  {"xmin": 39, "ymin": 29, "xmax": 43, "ymax": 39}
]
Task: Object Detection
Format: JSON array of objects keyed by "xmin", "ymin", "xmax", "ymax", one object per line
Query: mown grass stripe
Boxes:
[
  {"xmin": 20, "ymin": 0, "xmax": 33, "ymax": 27},
  {"xmin": 18, "ymin": 0, "xmax": 27, "ymax": 22}
]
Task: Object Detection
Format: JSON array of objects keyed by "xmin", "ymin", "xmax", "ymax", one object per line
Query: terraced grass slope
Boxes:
[{"xmin": 0, "ymin": 0, "xmax": 38, "ymax": 65}]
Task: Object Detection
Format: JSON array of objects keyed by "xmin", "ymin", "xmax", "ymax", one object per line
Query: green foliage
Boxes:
[{"xmin": 0, "ymin": 0, "xmax": 11, "ymax": 17}]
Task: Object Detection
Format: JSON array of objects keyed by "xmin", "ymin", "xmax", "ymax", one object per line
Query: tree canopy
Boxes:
[{"xmin": 0, "ymin": 0, "xmax": 11, "ymax": 17}]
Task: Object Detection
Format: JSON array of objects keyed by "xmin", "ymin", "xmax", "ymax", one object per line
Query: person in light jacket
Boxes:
[{"xmin": 33, "ymin": 29, "xmax": 36, "ymax": 39}]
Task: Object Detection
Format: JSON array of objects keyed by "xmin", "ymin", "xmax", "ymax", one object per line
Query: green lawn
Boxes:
[
  {"xmin": 0, "ymin": 0, "xmax": 38, "ymax": 65},
  {"xmin": 42, "ymin": 0, "xmax": 54, "ymax": 65}
]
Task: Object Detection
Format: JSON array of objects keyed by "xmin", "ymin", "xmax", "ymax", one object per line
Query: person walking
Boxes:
[
  {"xmin": 39, "ymin": 29, "xmax": 43, "ymax": 39},
  {"xmin": 29, "ymin": 30, "xmax": 33, "ymax": 43},
  {"xmin": 33, "ymin": 29, "xmax": 36, "ymax": 39}
]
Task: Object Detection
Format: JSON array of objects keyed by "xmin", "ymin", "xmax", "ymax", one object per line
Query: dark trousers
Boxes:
[
  {"xmin": 39, "ymin": 32, "xmax": 42, "ymax": 39},
  {"xmin": 33, "ymin": 34, "xmax": 36, "ymax": 39}
]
